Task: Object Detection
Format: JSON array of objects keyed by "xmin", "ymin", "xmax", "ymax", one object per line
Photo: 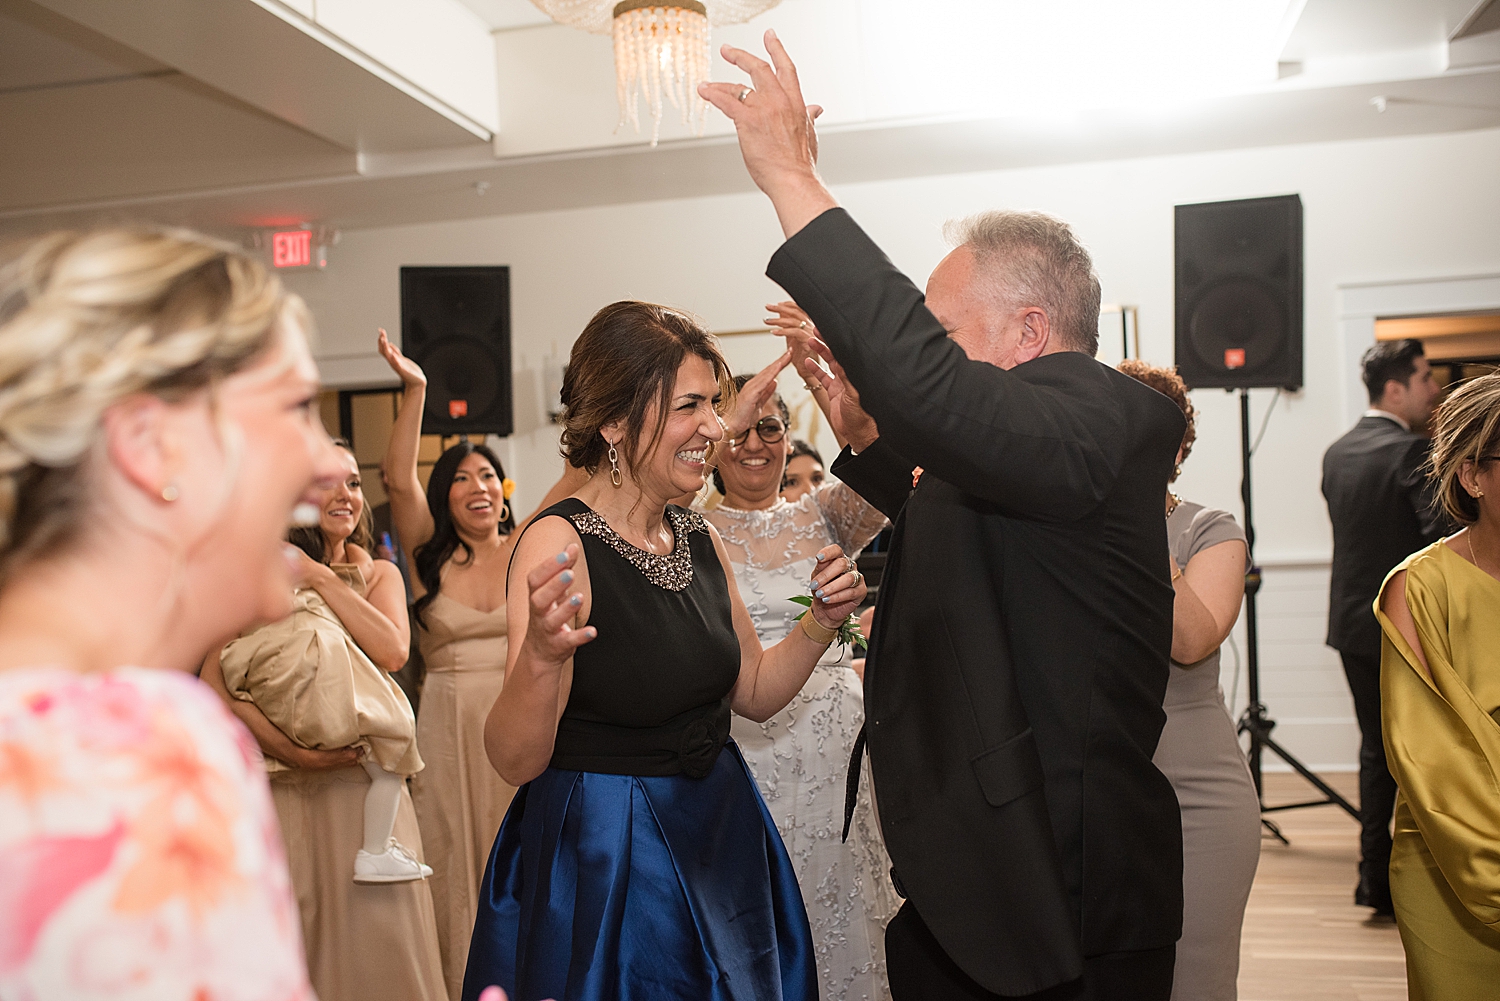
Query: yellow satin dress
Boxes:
[{"xmin": 1376, "ymin": 541, "xmax": 1500, "ymax": 1001}]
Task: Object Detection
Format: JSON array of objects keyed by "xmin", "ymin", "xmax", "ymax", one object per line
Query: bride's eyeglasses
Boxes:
[{"xmin": 728, "ymin": 417, "xmax": 787, "ymax": 447}]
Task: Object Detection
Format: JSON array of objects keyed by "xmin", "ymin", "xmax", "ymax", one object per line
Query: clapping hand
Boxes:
[
  {"xmin": 377, "ymin": 328, "xmax": 427, "ymax": 389},
  {"xmin": 522, "ymin": 545, "xmax": 596, "ymax": 667}
]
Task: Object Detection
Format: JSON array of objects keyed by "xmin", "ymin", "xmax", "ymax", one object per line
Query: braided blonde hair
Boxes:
[{"xmin": 0, "ymin": 227, "xmax": 301, "ymax": 584}]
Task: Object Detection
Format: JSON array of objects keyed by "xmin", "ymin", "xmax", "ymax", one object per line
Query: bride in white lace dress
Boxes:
[{"xmin": 700, "ymin": 378, "xmax": 900, "ymax": 1001}]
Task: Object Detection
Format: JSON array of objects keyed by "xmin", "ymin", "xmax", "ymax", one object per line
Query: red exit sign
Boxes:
[{"xmin": 272, "ymin": 229, "xmax": 313, "ymax": 269}]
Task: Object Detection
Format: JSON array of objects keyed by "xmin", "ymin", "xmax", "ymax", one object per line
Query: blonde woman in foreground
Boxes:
[
  {"xmin": 0, "ymin": 229, "xmax": 343, "ymax": 999},
  {"xmin": 1377, "ymin": 371, "xmax": 1500, "ymax": 1001}
]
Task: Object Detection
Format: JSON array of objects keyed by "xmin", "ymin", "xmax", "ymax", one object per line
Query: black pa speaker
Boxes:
[
  {"xmin": 399, "ymin": 266, "xmax": 513, "ymax": 436},
  {"xmin": 1174, "ymin": 195, "xmax": 1303, "ymax": 390}
]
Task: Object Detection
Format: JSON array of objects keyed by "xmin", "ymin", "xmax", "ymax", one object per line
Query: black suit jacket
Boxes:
[
  {"xmin": 1322, "ymin": 415, "xmax": 1444, "ymax": 661},
  {"xmin": 768, "ymin": 210, "xmax": 1186, "ymax": 996}
]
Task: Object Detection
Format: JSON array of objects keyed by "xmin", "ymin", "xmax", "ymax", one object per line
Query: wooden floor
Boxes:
[{"xmin": 1238, "ymin": 772, "xmax": 1407, "ymax": 1001}]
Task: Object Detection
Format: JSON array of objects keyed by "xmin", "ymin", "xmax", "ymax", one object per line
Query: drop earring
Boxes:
[{"xmin": 608, "ymin": 445, "xmax": 622, "ymax": 488}]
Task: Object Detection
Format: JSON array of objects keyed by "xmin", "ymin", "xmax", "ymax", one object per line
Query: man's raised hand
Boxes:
[
  {"xmin": 698, "ymin": 31, "xmax": 838, "ymax": 238},
  {"xmin": 801, "ymin": 337, "xmax": 879, "ymax": 453}
]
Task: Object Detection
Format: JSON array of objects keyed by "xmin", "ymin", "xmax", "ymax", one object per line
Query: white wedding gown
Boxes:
[{"xmin": 700, "ymin": 483, "xmax": 900, "ymax": 1001}]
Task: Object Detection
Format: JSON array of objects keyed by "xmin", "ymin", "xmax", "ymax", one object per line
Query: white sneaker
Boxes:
[{"xmin": 353, "ymin": 839, "xmax": 433, "ymax": 884}]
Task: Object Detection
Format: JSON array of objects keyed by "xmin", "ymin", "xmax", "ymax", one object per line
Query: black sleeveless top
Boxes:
[{"xmin": 526, "ymin": 498, "xmax": 741, "ymax": 778}]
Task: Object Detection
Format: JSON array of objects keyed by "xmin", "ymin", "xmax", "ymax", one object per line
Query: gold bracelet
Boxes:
[{"xmin": 800, "ymin": 613, "xmax": 839, "ymax": 646}]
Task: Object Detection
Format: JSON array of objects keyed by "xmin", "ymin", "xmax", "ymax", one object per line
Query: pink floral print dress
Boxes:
[{"xmin": 0, "ymin": 666, "xmax": 316, "ymax": 1001}]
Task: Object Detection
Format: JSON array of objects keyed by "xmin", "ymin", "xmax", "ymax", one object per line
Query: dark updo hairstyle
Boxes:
[
  {"xmin": 712, "ymin": 373, "xmax": 790, "ymax": 494},
  {"xmin": 412, "ymin": 440, "xmax": 515, "ymax": 628},
  {"xmin": 787, "ymin": 439, "xmax": 823, "ymax": 468},
  {"xmin": 558, "ymin": 301, "xmax": 733, "ymax": 478},
  {"xmin": 1117, "ymin": 359, "xmax": 1196, "ymax": 482},
  {"xmin": 287, "ymin": 438, "xmax": 374, "ymax": 563},
  {"xmin": 1427, "ymin": 371, "xmax": 1500, "ymax": 526}
]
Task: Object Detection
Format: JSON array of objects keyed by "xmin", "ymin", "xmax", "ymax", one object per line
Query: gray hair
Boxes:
[{"xmin": 942, "ymin": 210, "xmax": 1102, "ymax": 356}]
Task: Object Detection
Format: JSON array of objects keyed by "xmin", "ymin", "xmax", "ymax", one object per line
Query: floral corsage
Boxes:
[{"xmin": 788, "ymin": 594, "xmax": 867, "ymax": 651}]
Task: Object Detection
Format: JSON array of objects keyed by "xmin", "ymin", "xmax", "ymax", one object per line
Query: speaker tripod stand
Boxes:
[{"xmin": 1230, "ymin": 388, "xmax": 1359, "ymax": 844}]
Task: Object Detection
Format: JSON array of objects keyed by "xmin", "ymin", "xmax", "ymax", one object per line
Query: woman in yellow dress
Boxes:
[{"xmin": 1376, "ymin": 371, "xmax": 1500, "ymax": 1001}]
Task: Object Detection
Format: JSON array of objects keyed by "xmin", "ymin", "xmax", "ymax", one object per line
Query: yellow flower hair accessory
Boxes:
[{"xmin": 501, "ymin": 477, "xmax": 516, "ymax": 500}]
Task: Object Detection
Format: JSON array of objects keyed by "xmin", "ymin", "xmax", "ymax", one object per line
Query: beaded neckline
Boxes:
[{"xmin": 567, "ymin": 506, "xmax": 707, "ymax": 592}]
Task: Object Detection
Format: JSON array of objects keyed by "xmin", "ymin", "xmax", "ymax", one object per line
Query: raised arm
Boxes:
[
  {"xmin": 765, "ymin": 301, "xmax": 847, "ymax": 449},
  {"xmin": 703, "ymin": 34, "xmax": 1170, "ymax": 518},
  {"xmin": 813, "ymin": 478, "xmax": 889, "ymax": 556},
  {"xmin": 377, "ymin": 329, "xmax": 436, "ymax": 554},
  {"xmin": 768, "ymin": 211, "xmax": 1133, "ymax": 520},
  {"xmin": 718, "ymin": 525, "xmax": 867, "ymax": 721}
]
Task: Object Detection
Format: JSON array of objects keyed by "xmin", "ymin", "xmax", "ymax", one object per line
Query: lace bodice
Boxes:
[
  {"xmin": 700, "ymin": 481, "xmax": 887, "ymax": 650},
  {"xmin": 700, "ymin": 481, "xmax": 897, "ymax": 1000}
]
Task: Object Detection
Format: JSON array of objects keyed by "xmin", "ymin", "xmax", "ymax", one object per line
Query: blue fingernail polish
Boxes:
[
  {"xmin": 560, "ymin": 570, "xmax": 574, "ymax": 584},
  {"xmin": 555, "ymin": 552, "xmax": 568, "ymax": 564},
  {"xmin": 570, "ymin": 594, "xmax": 582, "ymax": 606},
  {"xmin": 815, "ymin": 589, "xmax": 825, "ymax": 599},
  {"xmin": 816, "ymin": 553, "xmax": 827, "ymax": 561}
]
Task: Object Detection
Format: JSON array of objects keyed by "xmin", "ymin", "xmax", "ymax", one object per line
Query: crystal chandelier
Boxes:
[{"xmin": 529, "ymin": 0, "xmax": 783, "ymax": 146}]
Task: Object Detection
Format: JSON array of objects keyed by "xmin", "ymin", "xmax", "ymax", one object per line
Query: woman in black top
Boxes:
[{"xmin": 462, "ymin": 302, "xmax": 866, "ymax": 1001}]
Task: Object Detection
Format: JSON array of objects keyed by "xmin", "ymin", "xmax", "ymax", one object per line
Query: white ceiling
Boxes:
[
  {"xmin": 2, "ymin": 0, "xmax": 1498, "ymax": 240},
  {"xmin": 453, "ymin": 0, "xmax": 551, "ymax": 30}
]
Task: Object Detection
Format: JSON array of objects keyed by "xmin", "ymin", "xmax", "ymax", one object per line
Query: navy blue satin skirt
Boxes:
[{"xmin": 461, "ymin": 740, "xmax": 817, "ymax": 1001}]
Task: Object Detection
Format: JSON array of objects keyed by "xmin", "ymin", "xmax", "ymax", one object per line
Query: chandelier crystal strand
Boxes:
[
  {"xmin": 530, "ymin": 0, "xmax": 779, "ymax": 144},
  {"xmin": 612, "ymin": 2, "xmax": 710, "ymax": 145}
]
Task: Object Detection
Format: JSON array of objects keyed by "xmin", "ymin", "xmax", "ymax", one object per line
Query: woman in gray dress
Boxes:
[{"xmin": 1120, "ymin": 361, "xmax": 1261, "ymax": 1001}]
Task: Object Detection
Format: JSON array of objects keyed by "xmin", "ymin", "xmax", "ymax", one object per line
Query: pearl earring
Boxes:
[{"xmin": 160, "ymin": 483, "xmax": 180, "ymax": 502}]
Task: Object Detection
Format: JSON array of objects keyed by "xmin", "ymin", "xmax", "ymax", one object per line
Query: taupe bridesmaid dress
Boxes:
[
  {"xmin": 411, "ymin": 593, "xmax": 517, "ymax": 1001},
  {"xmin": 1153, "ymin": 501, "xmax": 1262, "ymax": 1001},
  {"xmin": 241, "ymin": 568, "xmax": 445, "ymax": 1001}
]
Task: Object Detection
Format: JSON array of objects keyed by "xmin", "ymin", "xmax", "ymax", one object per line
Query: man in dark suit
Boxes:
[
  {"xmin": 703, "ymin": 37, "xmax": 1186, "ymax": 1001},
  {"xmin": 1322, "ymin": 338, "xmax": 1444, "ymax": 916}
]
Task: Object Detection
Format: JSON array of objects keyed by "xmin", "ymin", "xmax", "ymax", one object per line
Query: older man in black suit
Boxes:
[
  {"xmin": 1322, "ymin": 338, "xmax": 1444, "ymax": 916},
  {"xmin": 702, "ymin": 36, "xmax": 1186, "ymax": 1001}
]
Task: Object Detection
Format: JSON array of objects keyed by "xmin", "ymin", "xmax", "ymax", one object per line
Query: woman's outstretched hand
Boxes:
[
  {"xmin": 377, "ymin": 328, "xmax": 427, "ymax": 389},
  {"xmin": 523, "ymin": 544, "xmax": 596, "ymax": 668},
  {"xmin": 765, "ymin": 301, "xmax": 822, "ymax": 381},
  {"xmin": 809, "ymin": 543, "xmax": 867, "ymax": 629},
  {"xmin": 721, "ymin": 347, "xmax": 792, "ymax": 441}
]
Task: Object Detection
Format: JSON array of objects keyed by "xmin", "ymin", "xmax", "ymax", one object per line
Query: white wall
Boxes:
[{"xmin": 285, "ymin": 124, "xmax": 1500, "ymax": 770}]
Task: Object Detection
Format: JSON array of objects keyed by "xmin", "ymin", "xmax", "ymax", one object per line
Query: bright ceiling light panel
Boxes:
[{"xmin": 854, "ymin": 0, "xmax": 1296, "ymax": 120}]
